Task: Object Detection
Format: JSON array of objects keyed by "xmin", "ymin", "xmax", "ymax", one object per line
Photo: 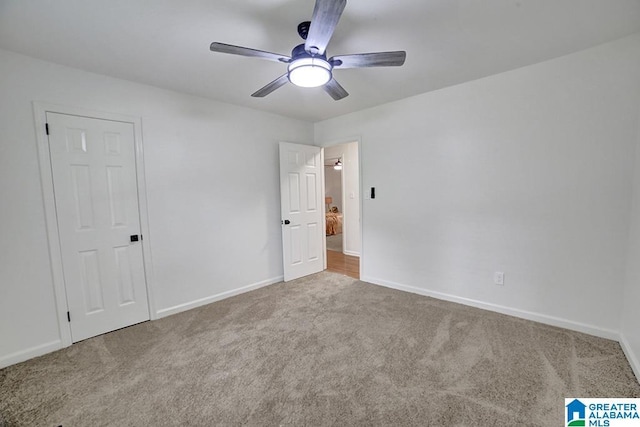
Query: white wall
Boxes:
[
  {"xmin": 315, "ymin": 34, "xmax": 640, "ymax": 337},
  {"xmin": 621, "ymin": 104, "xmax": 640, "ymax": 380},
  {"xmin": 0, "ymin": 48, "xmax": 313, "ymax": 367},
  {"xmin": 324, "ymin": 142, "xmax": 361, "ymax": 256}
]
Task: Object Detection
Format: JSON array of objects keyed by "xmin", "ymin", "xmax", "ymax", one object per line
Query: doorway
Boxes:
[
  {"xmin": 35, "ymin": 103, "xmax": 154, "ymax": 346},
  {"xmin": 323, "ymin": 141, "xmax": 360, "ymax": 279}
]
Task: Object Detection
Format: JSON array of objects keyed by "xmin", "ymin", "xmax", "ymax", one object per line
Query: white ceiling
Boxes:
[{"xmin": 1, "ymin": 0, "xmax": 640, "ymax": 122}]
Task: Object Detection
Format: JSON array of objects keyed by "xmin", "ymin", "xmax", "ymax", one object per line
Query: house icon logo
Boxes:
[{"xmin": 566, "ymin": 399, "xmax": 587, "ymax": 426}]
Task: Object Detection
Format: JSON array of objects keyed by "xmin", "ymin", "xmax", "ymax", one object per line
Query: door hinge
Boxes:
[
  {"xmin": 45, "ymin": 123, "xmax": 49, "ymax": 135},
  {"xmin": 67, "ymin": 311, "xmax": 71, "ymax": 322}
]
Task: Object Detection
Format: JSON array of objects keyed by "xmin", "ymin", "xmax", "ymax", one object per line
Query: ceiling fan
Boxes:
[{"xmin": 209, "ymin": 0, "xmax": 406, "ymax": 100}]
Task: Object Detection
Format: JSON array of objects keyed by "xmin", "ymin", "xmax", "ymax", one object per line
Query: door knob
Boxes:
[{"xmin": 283, "ymin": 220, "xmax": 291, "ymax": 225}]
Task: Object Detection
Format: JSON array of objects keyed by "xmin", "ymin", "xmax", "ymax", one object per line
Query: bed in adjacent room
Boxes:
[{"xmin": 325, "ymin": 208, "xmax": 343, "ymax": 236}]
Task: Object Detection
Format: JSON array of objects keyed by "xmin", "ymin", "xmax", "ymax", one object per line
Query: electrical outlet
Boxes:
[{"xmin": 494, "ymin": 272, "xmax": 505, "ymax": 286}]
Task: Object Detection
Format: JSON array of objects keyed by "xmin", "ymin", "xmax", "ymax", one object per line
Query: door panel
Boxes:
[
  {"xmin": 280, "ymin": 142, "xmax": 324, "ymax": 281},
  {"xmin": 47, "ymin": 112, "xmax": 149, "ymax": 342},
  {"xmin": 79, "ymin": 249, "xmax": 104, "ymax": 313}
]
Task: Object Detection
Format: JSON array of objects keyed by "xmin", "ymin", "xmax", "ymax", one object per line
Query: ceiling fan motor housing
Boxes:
[{"xmin": 291, "ymin": 43, "xmax": 326, "ymax": 62}]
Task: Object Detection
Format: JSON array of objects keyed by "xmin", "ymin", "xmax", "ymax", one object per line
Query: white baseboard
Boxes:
[
  {"xmin": 343, "ymin": 250, "xmax": 360, "ymax": 257},
  {"xmin": 0, "ymin": 277, "xmax": 284, "ymax": 368},
  {"xmin": 155, "ymin": 275, "xmax": 284, "ymax": 319},
  {"xmin": 361, "ymin": 275, "xmax": 620, "ymax": 341},
  {"xmin": 0, "ymin": 340, "xmax": 62, "ymax": 369},
  {"xmin": 620, "ymin": 334, "xmax": 640, "ymax": 383}
]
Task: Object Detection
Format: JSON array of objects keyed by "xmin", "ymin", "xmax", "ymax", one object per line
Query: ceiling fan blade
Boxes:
[
  {"xmin": 251, "ymin": 74, "xmax": 290, "ymax": 98},
  {"xmin": 323, "ymin": 78, "xmax": 349, "ymax": 100},
  {"xmin": 330, "ymin": 51, "xmax": 407, "ymax": 69},
  {"xmin": 210, "ymin": 42, "xmax": 291, "ymax": 63},
  {"xmin": 305, "ymin": 0, "xmax": 346, "ymax": 55}
]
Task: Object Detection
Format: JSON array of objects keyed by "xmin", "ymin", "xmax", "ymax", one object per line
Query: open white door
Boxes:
[
  {"xmin": 279, "ymin": 142, "xmax": 324, "ymax": 281},
  {"xmin": 47, "ymin": 112, "xmax": 150, "ymax": 342}
]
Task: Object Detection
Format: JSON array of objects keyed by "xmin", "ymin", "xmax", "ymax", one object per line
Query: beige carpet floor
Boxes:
[{"xmin": 1, "ymin": 272, "xmax": 639, "ymax": 426}]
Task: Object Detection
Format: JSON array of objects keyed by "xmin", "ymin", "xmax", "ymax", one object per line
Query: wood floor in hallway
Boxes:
[{"xmin": 326, "ymin": 250, "xmax": 360, "ymax": 279}]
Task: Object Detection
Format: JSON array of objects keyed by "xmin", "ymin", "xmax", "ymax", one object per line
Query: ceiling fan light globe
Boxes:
[{"xmin": 288, "ymin": 57, "xmax": 332, "ymax": 88}]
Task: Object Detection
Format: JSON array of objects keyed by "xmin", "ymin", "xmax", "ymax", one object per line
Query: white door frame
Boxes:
[
  {"xmin": 33, "ymin": 102, "xmax": 157, "ymax": 348},
  {"xmin": 320, "ymin": 137, "xmax": 363, "ymax": 274}
]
